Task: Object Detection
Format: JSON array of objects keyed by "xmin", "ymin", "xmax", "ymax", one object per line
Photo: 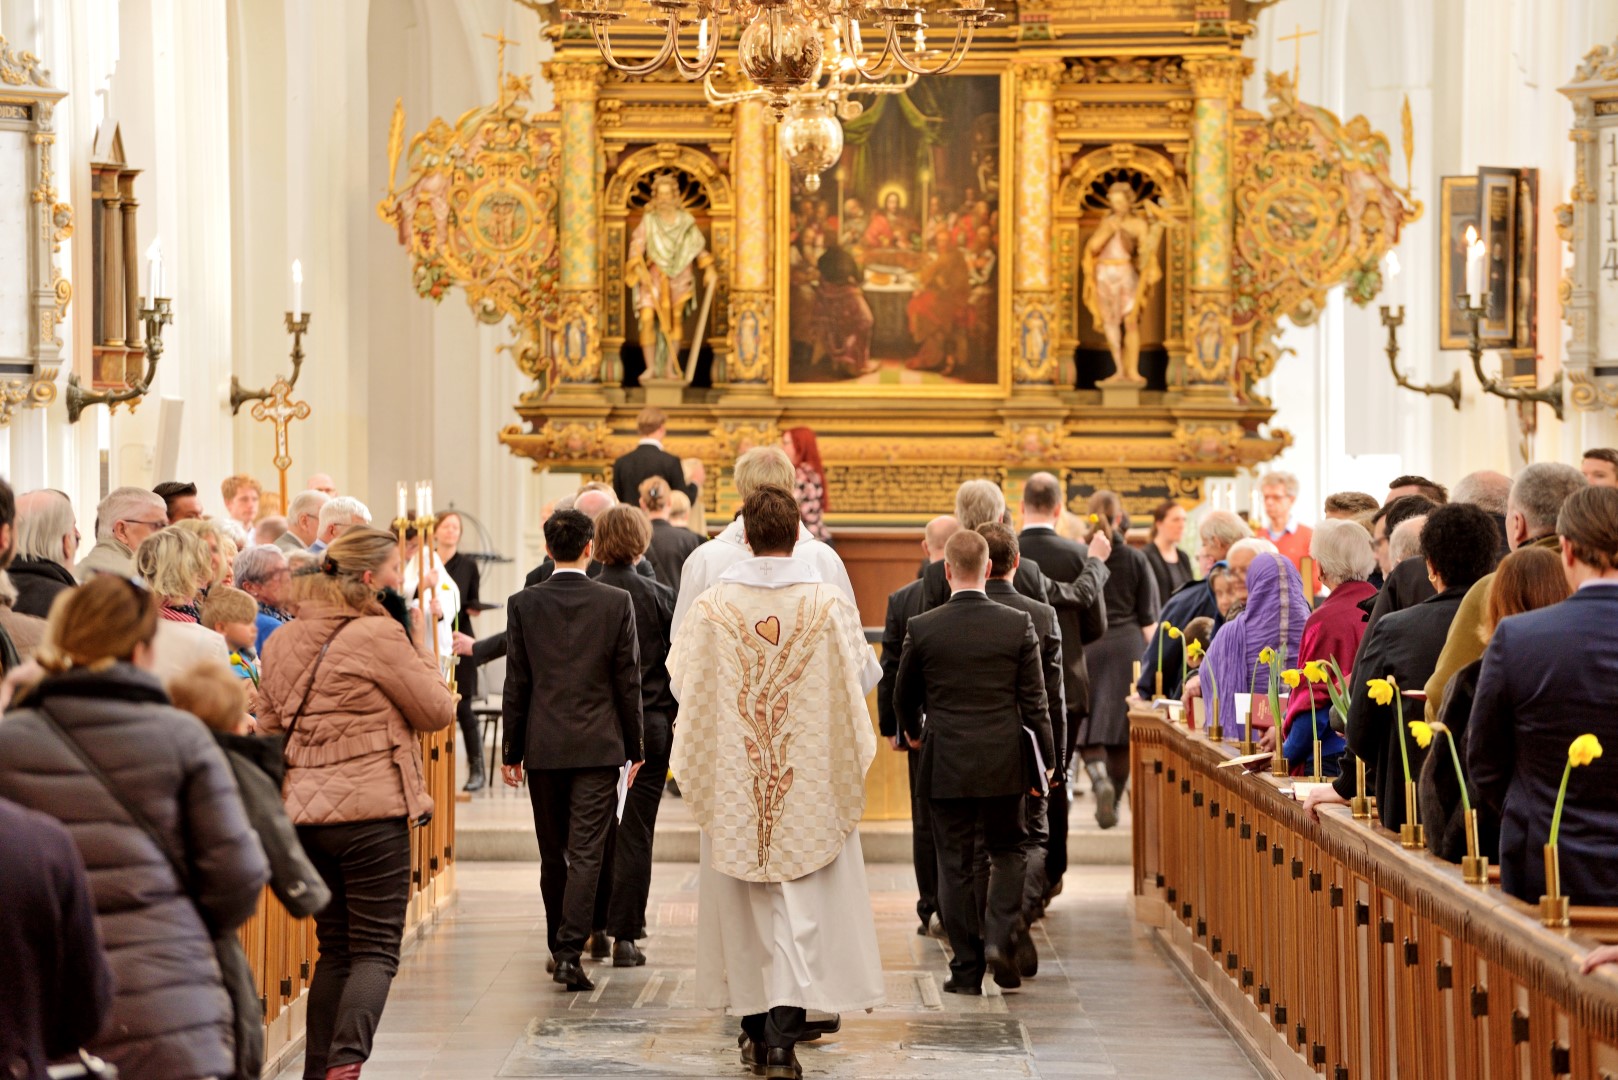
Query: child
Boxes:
[
  {"xmin": 169, "ymin": 662, "xmax": 330, "ymax": 918},
  {"xmin": 200, "ymin": 585, "xmax": 261, "ymax": 687},
  {"xmin": 1210, "ymin": 565, "xmax": 1243, "ymax": 620},
  {"xmin": 1183, "ymin": 616, "xmax": 1215, "ymax": 668}
]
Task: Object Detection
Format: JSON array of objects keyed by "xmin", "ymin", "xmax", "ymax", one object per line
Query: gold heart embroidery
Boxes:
[{"xmin": 754, "ymin": 616, "xmax": 781, "ymax": 646}]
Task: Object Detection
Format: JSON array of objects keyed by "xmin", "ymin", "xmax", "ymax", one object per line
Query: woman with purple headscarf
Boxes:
[{"xmin": 1195, "ymin": 552, "xmax": 1310, "ymax": 738}]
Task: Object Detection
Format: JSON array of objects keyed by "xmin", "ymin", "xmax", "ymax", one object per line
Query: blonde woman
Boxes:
[
  {"xmin": 172, "ymin": 517, "xmax": 233, "ymax": 590},
  {"xmin": 134, "ymin": 526, "xmax": 231, "ymax": 684},
  {"xmin": 256, "ymin": 527, "xmax": 455, "ymax": 1080}
]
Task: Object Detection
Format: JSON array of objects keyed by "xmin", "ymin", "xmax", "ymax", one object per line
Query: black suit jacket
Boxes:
[
  {"xmin": 877, "ymin": 577, "xmax": 926, "ymax": 739},
  {"xmin": 986, "ymin": 579, "xmax": 1067, "ymax": 772},
  {"xmin": 1363, "ymin": 555, "xmax": 1438, "ymax": 635},
  {"xmin": 1017, "ymin": 527, "xmax": 1109, "ymax": 723},
  {"xmin": 596, "ymin": 564, "xmax": 677, "ymax": 717},
  {"xmin": 646, "ymin": 519, "xmax": 704, "ymax": 591},
  {"xmin": 502, "ymin": 573, "xmax": 644, "ymax": 770},
  {"xmin": 612, "ymin": 443, "xmax": 697, "ymax": 506},
  {"xmin": 894, "ymin": 591, "xmax": 1050, "ymax": 799}
]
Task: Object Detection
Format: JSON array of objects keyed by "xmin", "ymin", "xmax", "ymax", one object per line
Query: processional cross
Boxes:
[
  {"xmin": 250, "ymin": 377, "xmax": 311, "ymax": 515},
  {"xmin": 1278, "ymin": 23, "xmax": 1319, "ymax": 87}
]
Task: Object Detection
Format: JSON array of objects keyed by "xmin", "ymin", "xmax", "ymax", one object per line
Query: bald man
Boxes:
[
  {"xmin": 879, "ymin": 514, "xmax": 959, "ymax": 938},
  {"xmin": 307, "ymin": 472, "xmax": 338, "ymax": 497}
]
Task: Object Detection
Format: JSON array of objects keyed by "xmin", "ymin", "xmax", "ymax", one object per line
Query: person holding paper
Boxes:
[
  {"xmin": 669, "ymin": 485, "xmax": 883, "ymax": 1080},
  {"xmin": 501, "ymin": 508, "xmax": 644, "ymax": 994}
]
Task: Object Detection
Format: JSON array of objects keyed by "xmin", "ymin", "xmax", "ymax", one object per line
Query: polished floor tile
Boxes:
[{"xmin": 272, "ymin": 860, "xmax": 1256, "ymax": 1079}]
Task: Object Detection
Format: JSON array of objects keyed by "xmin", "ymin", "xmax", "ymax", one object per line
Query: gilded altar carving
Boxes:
[
  {"xmin": 996, "ymin": 419, "xmax": 1063, "ymax": 464},
  {"xmin": 1229, "ymin": 74, "xmax": 1420, "ymax": 400},
  {"xmin": 500, "ymin": 419, "xmax": 619, "ymax": 462},
  {"xmin": 710, "ymin": 420, "xmax": 781, "ymax": 460},
  {"xmin": 1065, "ymin": 57, "xmax": 1188, "ymax": 86}
]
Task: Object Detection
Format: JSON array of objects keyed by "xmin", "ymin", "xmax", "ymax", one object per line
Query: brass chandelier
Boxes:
[{"xmin": 563, "ymin": 0, "xmax": 1002, "ymax": 113}]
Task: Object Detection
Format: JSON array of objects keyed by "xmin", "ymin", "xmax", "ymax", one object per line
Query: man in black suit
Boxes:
[
  {"xmin": 611, "ymin": 406, "xmax": 700, "ymax": 506},
  {"xmin": 877, "ymin": 514, "xmax": 957, "ymax": 939},
  {"xmin": 502, "ymin": 509, "xmax": 645, "ymax": 992},
  {"xmin": 895, "ymin": 529, "xmax": 1051, "ymax": 995},
  {"xmin": 980, "ymin": 523, "xmax": 1064, "ymax": 978},
  {"xmin": 1016, "ymin": 472, "xmax": 1111, "ymax": 902}
]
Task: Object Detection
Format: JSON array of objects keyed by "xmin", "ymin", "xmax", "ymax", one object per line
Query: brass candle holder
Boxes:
[
  {"xmin": 1460, "ymin": 297, "xmax": 1564, "ymax": 421},
  {"xmin": 1350, "ymin": 758, "xmax": 1372, "ymax": 819},
  {"xmin": 1381, "ymin": 303, "xmax": 1461, "ymax": 409},
  {"xmin": 66, "ymin": 297, "xmax": 172, "ymax": 422},
  {"xmin": 1460, "ymin": 809, "xmax": 1489, "ymax": 885},
  {"xmin": 1398, "ymin": 780, "xmax": 1425, "ymax": 848},
  {"xmin": 1540, "ymin": 844, "xmax": 1570, "ymax": 927}
]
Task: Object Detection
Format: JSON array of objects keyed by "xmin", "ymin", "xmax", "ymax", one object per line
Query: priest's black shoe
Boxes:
[
  {"xmin": 800, "ymin": 1014, "xmax": 840, "ymax": 1041},
  {"xmin": 737, "ymin": 1034, "xmax": 765, "ymax": 1076},
  {"xmin": 941, "ymin": 977, "xmax": 982, "ymax": 996},
  {"xmin": 763, "ymin": 1047, "xmax": 802, "ymax": 1080},
  {"xmin": 587, "ymin": 932, "xmax": 610, "ymax": 960},
  {"xmin": 552, "ymin": 961, "xmax": 594, "ymax": 992},
  {"xmin": 612, "ymin": 939, "xmax": 647, "ymax": 967},
  {"xmin": 985, "ymin": 944, "xmax": 1022, "ymax": 990},
  {"xmin": 1014, "ymin": 930, "xmax": 1039, "ymax": 978}
]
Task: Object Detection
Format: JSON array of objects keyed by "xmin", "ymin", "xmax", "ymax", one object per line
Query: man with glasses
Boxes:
[
  {"xmin": 74, "ymin": 487, "xmax": 168, "ymax": 582},
  {"xmin": 234, "ymin": 544, "xmax": 294, "ymax": 652}
]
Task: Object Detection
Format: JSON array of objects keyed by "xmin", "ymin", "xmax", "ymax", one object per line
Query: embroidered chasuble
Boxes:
[{"xmin": 669, "ymin": 556, "xmax": 885, "ymax": 1016}]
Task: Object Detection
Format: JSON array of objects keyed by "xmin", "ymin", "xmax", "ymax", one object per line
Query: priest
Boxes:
[{"xmin": 668, "ymin": 485, "xmax": 884, "ymax": 1080}]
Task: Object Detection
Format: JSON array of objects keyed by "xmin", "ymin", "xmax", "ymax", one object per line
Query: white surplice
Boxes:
[
  {"xmin": 670, "ymin": 518, "xmax": 856, "ymax": 637},
  {"xmin": 670, "ymin": 555, "xmax": 885, "ymax": 1016}
]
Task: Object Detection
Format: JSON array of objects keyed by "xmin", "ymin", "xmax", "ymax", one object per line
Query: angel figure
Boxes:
[{"xmin": 1082, "ymin": 182, "xmax": 1175, "ymax": 384}]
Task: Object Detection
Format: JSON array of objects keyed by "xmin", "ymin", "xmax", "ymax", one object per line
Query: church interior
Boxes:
[{"xmin": 6, "ymin": 0, "xmax": 1618, "ymax": 1077}]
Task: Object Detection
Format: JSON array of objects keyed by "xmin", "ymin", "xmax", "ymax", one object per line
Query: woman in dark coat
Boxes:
[
  {"xmin": 0, "ymin": 576, "xmax": 269, "ymax": 1080},
  {"xmin": 435, "ymin": 510, "xmax": 487, "ymax": 792},
  {"xmin": 641, "ymin": 476, "xmax": 703, "ymax": 590},
  {"xmin": 1074, "ymin": 490, "xmax": 1159, "ymax": 830},
  {"xmin": 1143, "ymin": 499, "xmax": 1194, "ymax": 604}
]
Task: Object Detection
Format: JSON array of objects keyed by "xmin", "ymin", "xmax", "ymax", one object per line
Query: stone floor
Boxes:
[{"xmin": 272, "ymin": 860, "xmax": 1260, "ymax": 1080}]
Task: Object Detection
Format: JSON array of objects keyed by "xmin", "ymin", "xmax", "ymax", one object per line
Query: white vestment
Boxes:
[
  {"xmin": 402, "ymin": 549, "xmax": 460, "ymax": 664},
  {"xmin": 671, "ymin": 518, "xmax": 856, "ymax": 637},
  {"xmin": 669, "ymin": 556, "xmax": 885, "ymax": 1016}
]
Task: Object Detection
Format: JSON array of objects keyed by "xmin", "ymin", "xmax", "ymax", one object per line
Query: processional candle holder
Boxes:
[
  {"xmin": 1399, "ymin": 780, "xmax": 1425, "ymax": 849},
  {"xmin": 1540, "ymin": 844, "xmax": 1570, "ymax": 927},
  {"xmin": 1461, "ymin": 810, "xmax": 1490, "ymax": 886},
  {"xmin": 1350, "ymin": 759, "xmax": 1372, "ymax": 819}
]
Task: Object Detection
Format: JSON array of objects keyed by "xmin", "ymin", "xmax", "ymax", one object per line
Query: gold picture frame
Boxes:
[
  {"xmin": 1437, "ymin": 175, "xmax": 1479, "ymax": 351},
  {"xmin": 772, "ymin": 68, "xmax": 1014, "ymax": 398}
]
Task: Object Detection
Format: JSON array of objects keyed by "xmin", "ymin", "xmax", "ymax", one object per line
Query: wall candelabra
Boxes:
[
  {"xmin": 65, "ymin": 298, "xmax": 172, "ymax": 423},
  {"xmin": 232, "ymin": 311, "xmax": 310, "ymax": 414},
  {"xmin": 1380, "ymin": 304, "xmax": 1460, "ymax": 410},
  {"xmin": 1459, "ymin": 297, "xmax": 1563, "ymax": 422}
]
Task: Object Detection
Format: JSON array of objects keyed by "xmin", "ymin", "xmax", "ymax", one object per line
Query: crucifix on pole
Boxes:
[
  {"xmin": 250, "ymin": 377, "xmax": 311, "ymax": 518},
  {"xmin": 1278, "ymin": 23, "xmax": 1319, "ymax": 88}
]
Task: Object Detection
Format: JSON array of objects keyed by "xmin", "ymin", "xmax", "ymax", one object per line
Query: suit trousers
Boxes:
[
  {"xmin": 605, "ymin": 711, "xmax": 672, "ymax": 940},
  {"xmin": 741, "ymin": 1006, "xmax": 807, "ymax": 1052},
  {"xmin": 1044, "ymin": 776, "xmax": 1070, "ymax": 891},
  {"xmin": 529, "ymin": 767, "xmax": 620, "ymax": 965},
  {"xmin": 931, "ymin": 794, "xmax": 1026, "ymax": 985},
  {"xmin": 298, "ymin": 818, "xmax": 412, "ymax": 1078},
  {"xmin": 906, "ymin": 747, "xmax": 938, "ymax": 925},
  {"xmin": 1021, "ymin": 792, "xmax": 1049, "ymax": 919}
]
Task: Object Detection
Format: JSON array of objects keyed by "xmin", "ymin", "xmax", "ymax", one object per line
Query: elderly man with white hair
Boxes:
[
  {"xmin": 75, "ymin": 486, "xmax": 168, "ymax": 581},
  {"xmin": 672, "ymin": 446, "xmax": 856, "ymax": 635},
  {"xmin": 10, "ymin": 490, "xmax": 79, "ymax": 617},
  {"xmin": 276, "ymin": 490, "xmax": 329, "ymax": 553},
  {"xmin": 309, "ymin": 495, "xmax": 372, "ymax": 555}
]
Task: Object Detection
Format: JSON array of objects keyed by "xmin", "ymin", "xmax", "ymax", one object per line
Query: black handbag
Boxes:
[{"xmin": 38, "ymin": 707, "xmax": 263, "ymax": 1080}]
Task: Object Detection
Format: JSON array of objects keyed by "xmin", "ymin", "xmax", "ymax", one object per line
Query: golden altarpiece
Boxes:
[{"xmin": 379, "ymin": 0, "xmax": 1418, "ymax": 534}]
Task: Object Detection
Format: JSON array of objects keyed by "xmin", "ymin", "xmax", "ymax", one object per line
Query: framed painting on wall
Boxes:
[
  {"xmin": 1437, "ymin": 175, "xmax": 1480, "ymax": 351},
  {"xmin": 774, "ymin": 71, "xmax": 1012, "ymax": 397}
]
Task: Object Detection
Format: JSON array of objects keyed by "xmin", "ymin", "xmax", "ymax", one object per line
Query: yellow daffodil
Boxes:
[
  {"xmin": 1366, "ymin": 677, "xmax": 1395, "ymax": 706},
  {"xmin": 1570, "ymin": 734, "xmax": 1604, "ymax": 767},
  {"xmin": 1259, "ymin": 646, "xmax": 1276, "ymax": 665},
  {"xmin": 1087, "ymin": 513, "xmax": 1100, "ymax": 525},
  {"xmin": 1186, "ymin": 640, "xmax": 1206, "ymax": 661},
  {"xmin": 1302, "ymin": 660, "xmax": 1328, "ymax": 684},
  {"xmin": 1280, "ymin": 668, "xmax": 1302, "ymax": 689},
  {"xmin": 1407, "ymin": 720, "xmax": 1434, "ymax": 750},
  {"xmin": 1167, "ymin": 626, "xmax": 1182, "ymax": 640}
]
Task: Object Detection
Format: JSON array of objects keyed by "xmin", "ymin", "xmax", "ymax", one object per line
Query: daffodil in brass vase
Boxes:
[
  {"xmin": 1415, "ymin": 719, "xmax": 1488, "ymax": 885},
  {"xmin": 1370, "ymin": 676, "xmax": 1423, "ymax": 847},
  {"xmin": 1260, "ymin": 646, "xmax": 1287, "ymax": 778},
  {"xmin": 1542, "ymin": 734, "xmax": 1604, "ymax": 927}
]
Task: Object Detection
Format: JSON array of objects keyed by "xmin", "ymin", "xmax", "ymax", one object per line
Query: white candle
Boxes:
[
  {"xmin": 424, "ymin": 483, "xmax": 434, "ymax": 518},
  {"xmin": 697, "ymin": 16, "xmax": 708, "ymax": 54},
  {"xmin": 292, "ymin": 260, "xmax": 304, "ymax": 321},
  {"xmin": 146, "ymin": 238, "xmax": 163, "ymax": 305},
  {"xmin": 414, "ymin": 482, "xmax": 424, "ymax": 519},
  {"xmin": 397, "ymin": 482, "xmax": 408, "ymax": 522},
  {"xmin": 1384, "ymin": 249, "xmax": 1400, "ymax": 282},
  {"xmin": 1464, "ymin": 225, "xmax": 1485, "ymax": 306}
]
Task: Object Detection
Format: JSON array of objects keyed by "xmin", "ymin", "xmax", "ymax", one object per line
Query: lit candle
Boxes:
[
  {"xmin": 1384, "ymin": 249, "xmax": 1401, "ymax": 282},
  {"xmin": 292, "ymin": 260, "xmax": 304, "ymax": 321},
  {"xmin": 397, "ymin": 482, "xmax": 408, "ymax": 522},
  {"xmin": 424, "ymin": 482, "xmax": 434, "ymax": 518},
  {"xmin": 146, "ymin": 238, "xmax": 163, "ymax": 305},
  {"xmin": 1464, "ymin": 225, "xmax": 1485, "ymax": 308},
  {"xmin": 697, "ymin": 16, "xmax": 708, "ymax": 54}
]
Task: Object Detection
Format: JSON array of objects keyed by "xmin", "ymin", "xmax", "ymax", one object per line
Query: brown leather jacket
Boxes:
[{"xmin": 257, "ymin": 601, "xmax": 455, "ymax": 825}]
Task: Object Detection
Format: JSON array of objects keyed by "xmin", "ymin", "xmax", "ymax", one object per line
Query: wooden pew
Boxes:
[
  {"xmin": 241, "ymin": 726, "xmax": 457, "ymax": 1076},
  {"xmin": 1130, "ymin": 705, "xmax": 1618, "ymax": 1080}
]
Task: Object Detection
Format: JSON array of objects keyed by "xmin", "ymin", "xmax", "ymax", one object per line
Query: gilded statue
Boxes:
[
  {"xmin": 1082, "ymin": 181, "xmax": 1172, "ymax": 384},
  {"xmin": 626, "ymin": 173, "xmax": 717, "ymax": 380}
]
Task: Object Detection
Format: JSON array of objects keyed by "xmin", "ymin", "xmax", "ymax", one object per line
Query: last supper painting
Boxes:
[{"xmin": 781, "ymin": 74, "xmax": 1006, "ymax": 396}]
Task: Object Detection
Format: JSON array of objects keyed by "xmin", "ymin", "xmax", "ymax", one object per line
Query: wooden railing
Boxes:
[
  {"xmin": 237, "ymin": 728, "xmax": 458, "ymax": 1075},
  {"xmin": 1130, "ymin": 707, "xmax": 1618, "ymax": 1080}
]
